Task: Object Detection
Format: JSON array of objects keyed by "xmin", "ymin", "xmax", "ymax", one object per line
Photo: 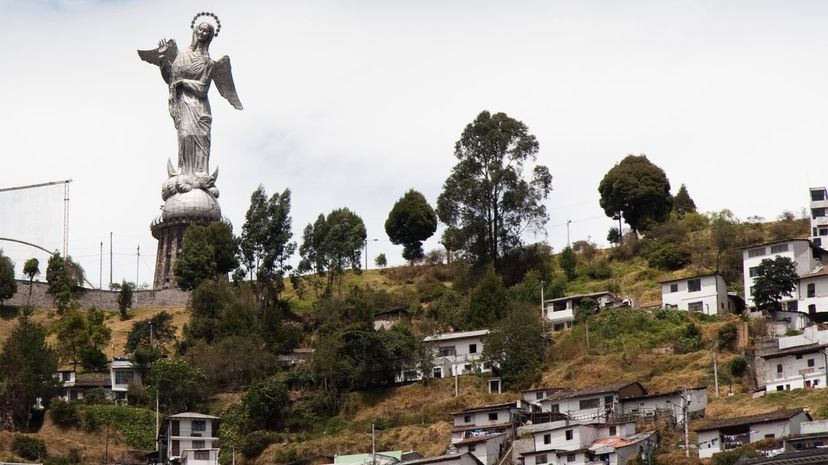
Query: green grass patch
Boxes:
[{"xmin": 80, "ymin": 405, "xmax": 156, "ymax": 450}]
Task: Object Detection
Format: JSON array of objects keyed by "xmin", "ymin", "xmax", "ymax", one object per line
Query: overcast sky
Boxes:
[{"xmin": 1, "ymin": 0, "xmax": 827, "ymax": 287}]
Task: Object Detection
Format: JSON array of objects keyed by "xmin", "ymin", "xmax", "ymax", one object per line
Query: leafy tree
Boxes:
[
  {"xmin": 717, "ymin": 322, "xmax": 738, "ymax": 351},
  {"xmin": 598, "ymin": 154, "xmax": 672, "ymax": 233},
  {"xmin": 206, "ymin": 221, "xmax": 238, "ymax": 276},
  {"xmin": 125, "ymin": 311, "xmax": 177, "ymax": 353},
  {"xmin": 238, "ymin": 186, "xmax": 269, "ymax": 280},
  {"xmin": 730, "ymin": 356, "xmax": 748, "ymax": 378},
  {"xmin": 55, "ymin": 308, "xmax": 111, "ymax": 372},
  {"xmin": 559, "ymin": 246, "xmax": 577, "ymax": 280},
  {"xmin": 117, "ymin": 280, "xmax": 134, "ymax": 320},
  {"xmin": 45, "ymin": 252, "xmax": 83, "ymax": 314},
  {"xmin": 607, "ymin": 227, "xmax": 621, "ymax": 246},
  {"xmin": 374, "ymin": 253, "xmax": 387, "ymax": 268},
  {"xmin": 0, "ymin": 251, "xmax": 16, "ymax": 307},
  {"xmin": 437, "ymin": 110, "xmax": 552, "ymax": 268},
  {"xmin": 708, "ymin": 210, "xmax": 742, "ymax": 278},
  {"xmin": 672, "ymin": 184, "xmax": 697, "ymax": 219},
  {"xmin": 151, "ymin": 358, "xmax": 206, "ymax": 412},
  {"xmin": 482, "ymin": 303, "xmax": 547, "ymax": 388},
  {"xmin": 23, "ymin": 258, "xmax": 39, "ymax": 310},
  {"xmin": 0, "ymin": 315, "xmax": 59, "ymax": 431},
  {"xmin": 752, "ymin": 256, "xmax": 797, "ymax": 312},
  {"xmin": 385, "ymin": 189, "xmax": 438, "ymax": 261},
  {"xmin": 646, "ymin": 241, "xmax": 691, "ymax": 271},
  {"xmin": 298, "ymin": 208, "xmax": 367, "ymax": 296},
  {"xmin": 243, "ymin": 376, "xmax": 289, "ymax": 430},
  {"xmin": 175, "ymin": 226, "xmax": 216, "ymax": 291},
  {"xmin": 465, "ymin": 265, "xmax": 507, "ymax": 328}
]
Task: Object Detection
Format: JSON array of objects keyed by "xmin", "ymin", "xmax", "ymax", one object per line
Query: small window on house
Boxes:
[
  {"xmin": 433, "ymin": 367, "xmax": 443, "ymax": 379},
  {"xmin": 566, "ymin": 454, "xmax": 576, "ymax": 462},
  {"xmin": 777, "ymin": 385, "xmax": 784, "ymax": 391},
  {"xmin": 543, "ymin": 433, "xmax": 551, "ymax": 444},
  {"xmin": 464, "ymin": 364, "xmax": 471, "ymax": 372},
  {"xmin": 553, "ymin": 324, "xmax": 565, "ymax": 331},
  {"xmin": 809, "ymin": 359, "xmax": 816, "ymax": 367},
  {"xmin": 194, "ymin": 451, "xmax": 210, "ymax": 460},
  {"xmin": 565, "ymin": 429, "xmax": 574, "ymax": 440},
  {"xmin": 192, "ymin": 440, "xmax": 205, "ymax": 449},
  {"xmin": 796, "ymin": 354, "xmax": 803, "ymax": 359},
  {"xmin": 192, "ymin": 420, "xmax": 206, "ymax": 432},
  {"xmin": 821, "ymin": 229, "xmax": 828, "ymax": 237},
  {"xmin": 777, "ymin": 364, "xmax": 783, "ymax": 374},
  {"xmin": 771, "ymin": 244, "xmax": 790, "ymax": 254},
  {"xmin": 579, "ymin": 398, "xmax": 600, "ymax": 409},
  {"xmin": 749, "ymin": 267, "xmax": 760, "ymax": 278},
  {"xmin": 469, "ymin": 343, "xmax": 477, "ymax": 354},
  {"xmin": 788, "ymin": 301, "xmax": 799, "ymax": 312},
  {"xmin": 688, "ymin": 301, "xmax": 704, "ymax": 312},
  {"xmin": 438, "ymin": 346, "xmax": 455, "ymax": 357},
  {"xmin": 62, "ymin": 372, "xmax": 71, "ymax": 381},
  {"xmin": 688, "ymin": 279, "xmax": 701, "ymax": 292},
  {"xmin": 809, "ymin": 283, "xmax": 816, "ymax": 298},
  {"xmin": 609, "ymin": 426, "xmax": 617, "ymax": 436},
  {"xmin": 748, "ymin": 248, "xmax": 766, "ymax": 258},
  {"xmin": 468, "ymin": 444, "xmax": 476, "ymax": 452},
  {"xmin": 488, "ymin": 412, "xmax": 498, "ymax": 421},
  {"xmin": 464, "ymin": 415, "xmax": 471, "ymax": 423},
  {"xmin": 535, "ymin": 454, "xmax": 548, "ymax": 464},
  {"xmin": 536, "ymin": 392, "xmax": 544, "ymax": 400},
  {"xmin": 814, "ymin": 208, "xmax": 827, "ymax": 219},
  {"xmin": 810, "ymin": 304, "xmax": 817, "ymax": 316},
  {"xmin": 550, "ymin": 404, "xmax": 560, "ymax": 413},
  {"xmin": 812, "ymin": 190, "xmax": 826, "ymax": 201},
  {"xmin": 765, "ymin": 434, "xmax": 776, "ymax": 439},
  {"xmin": 670, "ymin": 283, "xmax": 678, "ymax": 293}
]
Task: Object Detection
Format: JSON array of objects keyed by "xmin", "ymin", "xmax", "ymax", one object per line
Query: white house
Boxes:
[
  {"xmin": 761, "ymin": 343, "xmax": 828, "ymax": 391},
  {"xmin": 695, "ymin": 408, "xmax": 811, "ymax": 459},
  {"xmin": 742, "ymin": 239, "xmax": 828, "ymax": 310},
  {"xmin": 450, "ymin": 402, "xmax": 524, "ymax": 444},
  {"xmin": 425, "ymin": 330, "xmax": 490, "ymax": 380},
  {"xmin": 110, "ymin": 357, "xmax": 141, "ymax": 401},
  {"xmin": 810, "ymin": 187, "xmax": 828, "ymax": 248},
  {"xmin": 521, "ymin": 387, "xmax": 562, "ymax": 407},
  {"xmin": 619, "ymin": 387, "xmax": 707, "ymax": 425},
  {"xmin": 537, "ymin": 382, "xmax": 646, "ymax": 420},
  {"xmin": 660, "ymin": 274, "xmax": 731, "ymax": 315},
  {"xmin": 797, "ymin": 269, "xmax": 828, "ymax": 323},
  {"xmin": 161, "ymin": 412, "xmax": 221, "ymax": 465},
  {"xmin": 453, "ymin": 433, "xmax": 508, "ymax": 465},
  {"xmin": 544, "ymin": 292, "xmax": 625, "ymax": 332}
]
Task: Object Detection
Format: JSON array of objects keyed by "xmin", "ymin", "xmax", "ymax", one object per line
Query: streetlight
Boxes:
[
  {"xmin": 364, "ymin": 238, "xmax": 378, "ymax": 270},
  {"xmin": 566, "ymin": 219, "xmax": 572, "ymax": 247}
]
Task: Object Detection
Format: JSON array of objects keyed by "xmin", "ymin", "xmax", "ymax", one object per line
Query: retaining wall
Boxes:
[{"xmin": 5, "ymin": 280, "xmax": 189, "ymax": 311}]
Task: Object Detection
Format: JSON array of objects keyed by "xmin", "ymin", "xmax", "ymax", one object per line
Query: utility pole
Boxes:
[
  {"xmin": 713, "ymin": 351, "xmax": 720, "ymax": 398},
  {"xmin": 109, "ymin": 232, "xmax": 113, "ymax": 289},
  {"xmin": 136, "ymin": 245, "xmax": 141, "ymax": 286},
  {"xmin": 99, "ymin": 241, "xmax": 103, "ymax": 290},
  {"xmin": 454, "ymin": 369, "xmax": 459, "ymax": 397},
  {"xmin": 371, "ymin": 423, "xmax": 376, "ymax": 465},
  {"xmin": 683, "ymin": 388, "xmax": 689, "ymax": 458},
  {"xmin": 540, "ymin": 280, "xmax": 545, "ymax": 319},
  {"xmin": 566, "ymin": 219, "xmax": 572, "ymax": 248}
]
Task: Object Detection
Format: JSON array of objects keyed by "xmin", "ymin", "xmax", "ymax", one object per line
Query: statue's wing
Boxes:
[
  {"xmin": 213, "ymin": 56, "xmax": 243, "ymax": 110},
  {"xmin": 137, "ymin": 39, "xmax": 178, "ymax": 66}
]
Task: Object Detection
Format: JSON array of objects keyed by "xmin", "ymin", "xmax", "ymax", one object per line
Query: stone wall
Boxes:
[{"xmin": 5, "ymin": 280, "xmax": 189, "ymax": 311}]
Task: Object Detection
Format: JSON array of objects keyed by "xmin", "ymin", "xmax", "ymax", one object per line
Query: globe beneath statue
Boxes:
[{"xmin": 162, "ymin": 189, "xmax": 222, "ymax": 222}]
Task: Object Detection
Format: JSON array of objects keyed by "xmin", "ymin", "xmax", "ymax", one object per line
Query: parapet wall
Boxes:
[{"xmin": 5, "ymin": 280, "xmax": 189, "ymax": 311}]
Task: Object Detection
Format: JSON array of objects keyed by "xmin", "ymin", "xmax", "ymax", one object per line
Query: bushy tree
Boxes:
[
  {"xmin": 46, "ymin": 253, "xmax": 83, "ymax": 313},
  {"xmin": 55, "ymin": 307, "xmax": 111, "ymax": 372},
  {"xmin": 298, "ymin": 208, "xmax": 367, "ymax": 296},
  {"xmin": 0, "ymin": 250, "xmax": 16, "ymax": 307},
  {"xmin": 23, "ymin": 258, "xmax": 39, "ymax": 310},
  {"xmin": 672, "ymin": 184, "xmax": 697, "ymax": 219},
  {"xmin": 175, "ymin": 226, "xmax": 216, "ymax": 291},
  {"xmin": 151, "ymin": 358, "xmax": 206, "ymax": 412},
  {"xmin": 0, "ymin": 315, "xmax": 59, "ymax": 430},
  {"xmin": 374, "ymin": 253, "xmax": 387, "ymax": 268},
  {"xmin": 385, "ymin": 189, "xmax": 438, "ymax": 261},
  {"xmin": 244, "ymin": 376, "xmax": 289, "ymax": 430},
  {"xmin": 125, "ymin": 311, "xmax": 177, "ymax": 353},
  {"xmin": 752, "ymin": 256, "xmax": 797, "ymax": 312},
  {"xmin": 117, "ymin": 280, "xmax": 134, "ymax": 320},
  {"xmin": 559, "ymin": 246, "xmax": 577, "ymax": 280},
  {"xmin": 465, "ymin": 265, "xmax": 507, "ymax": 328},
  {"xmin": 437, "ymin": 110, "xmax": 552, "ymax": 268},
  {"xmin": 482, "ymin": 303, "xmax": 547, "ymax": 388},
  {"xmin": 730, "ymin": 356, "xmax": 748, "ymax": 378},
  {"xmin": 598, "ymin": 154, "xmax": 672, "ymax": 233}
]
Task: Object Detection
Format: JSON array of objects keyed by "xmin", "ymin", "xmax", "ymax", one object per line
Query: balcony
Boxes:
[{"xmin": 800, "ymin": 367, "xmax": 816, "ymax": 375}]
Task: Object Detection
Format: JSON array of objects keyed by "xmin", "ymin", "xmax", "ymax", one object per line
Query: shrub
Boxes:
[
  {"xmin": 584, "ymin": 259, "xmax": 612, "ymax": 280},
  {"xmin": 718, "ymin": 323, "xmax": 738, "ymax": 351},
  {"xmin": 50, "ymin": 400, "xmax": 81, "ymax": 428},
  {"xmin": 82, "ymin": 388, "xmax": 108, "ymax": 405},
  {"xmin": 82, "ymin": 409, "xmax": 100, "ymax": 432},
  {"xmin": 241, "ymin": 431, "xmax": 280, "ymax": 459},
  {"xmin": 646, "ymin": 241, "xmax": 691, "ymax": 270},
  {"xmin": 11, "ymin": 435, "xmax": 48, "ymax": 460},
  {"xmin": 730, "ymin": 356, "xmax": 748, "ymax": 378}
]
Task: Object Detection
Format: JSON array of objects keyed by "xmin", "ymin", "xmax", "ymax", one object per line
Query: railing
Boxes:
[{"xmin": 723, "ymin": 433, "xmax": 751, "ymax": 450}]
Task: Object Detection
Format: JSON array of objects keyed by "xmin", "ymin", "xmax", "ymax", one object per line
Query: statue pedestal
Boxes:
[{"xmin": 150, "ymin": 189, "xmax": 222, "ymax": 289}]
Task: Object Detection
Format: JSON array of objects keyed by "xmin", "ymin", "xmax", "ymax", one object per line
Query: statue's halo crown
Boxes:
[{"xmin": 191, "ymin": 12, "xmax": 221, "ymax": 37}]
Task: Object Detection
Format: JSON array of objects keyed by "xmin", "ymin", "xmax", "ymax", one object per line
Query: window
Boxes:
[
  {"xmin": 194, "ymin": 451, "xmax": 210, "ymax": 460},
  {"xmin": 469, "ymin": 343, "xmax": 477, "ymax": 354},
  {"xmin": 796, "ymin": 354, "xmax": 803, "ymax": 360},
  {"xmin": 748, "ymin": 248, "xmax": 766, "ymax": 258},
  {"xmin": 488, "ymin": 412, "xmax": 498, "ymax": 421},
  {"xmin": 61, "ymin": 372, "xmax": 72, "ymax": 381},
  {"xmin": 813, "ymin": 208, "xmax": 826, "ymax": 219},
  {"xmin": 688, "ymin": 301, "xmax": 704, "ymax": 312},
  {"xmin": 821, "ymin": 229, "xmax": 828, "ymax": 237},
  {"xmin": 809, "ymin": 358, "xmax": 816, "ymax": 368},
  {"xmin": 579, "ymin": 398, "xmax": 600, "ymax": 409},
  {"xmin": 438, "ymin": 346, "xmax": 455, "ymax": 357},
  {"xmin": 609, "ymin": 426, "xmax": 617, "ymax": 436},
  {"xmin": 777, "ymin": 385, "xmax": 784, "ymax": 391},
  {"xmin": 553, "ymin": 324, "xmax": 565, "ymax": 331},
  {"xmin": 536, "ymin": 392, "xmax": 544, "ymax": 400},
  {"xmin": 688, "ymin": 279, "xmax": 701, "ymax": 292},
  {"xmin": 765, "ymin": 434, "xmax": 776, "ymax": 439},
  {"xmin": 670, "ymin": 283, "xmax": 678, "ymax": 293},
  {"xmin": 808, "ymin": 283, "xmax": 816, "ymax": 298},
  {"xmin": 464, "ymin": 415, "xmax": 471, "ymax": 423},
  {"xmin": 543, "ymin": 433, "xmax": 551, "ymax": 445},
  {"xmin": 777, "ymin": 364, "xmax": 783, "ymax": 374},
  {"xmin": 812, "ymin": 190, "xmax": 826, "ymax": 201},
  {"xmin": 565, "ymin": 429, "xmax": 574, "ymax": 440},
  {"xmin": 749, "ymin": 267, "xmax": 760, "ymax": 278},
  {"xmin": 464, "ymin": 364, "xmax": 471, "ymax": 372},
  {"xmin": 433, "ymin": 367, "xmax": 443, "ymax": 379},
  {"xmin": 771, "ymin": 244, "xmax": 789, "ymax": 254},
  {"xmin": 535, "ymin": 454, "xmax": 548, "ymax": 464},
  {"xmin": 192, "ymin": 420, "xmax": 206, "ymax": 432},
  {"xmin": 192, "ymin": 440, "xmax": 205, "ymax": 449},
  {"xmin": 809, "ymin": 304, "xmax": 816, "ymax": 316},
  {"xmin": 788, "ymin": 301, "xmax": 799, "ymax": 312},
  {"xmin": 567, "ymin": 454, "xmax": 577, "ymax": 462},
  {"xmin": 115, "ymin": 370, "xmax": 134, "ymax": 385},
  {"xmin": 468, "ymin": 444, "xmax": 476, "ymax": 452},
  {"xmin": 550, "ymin": 404, "xmax": 560, "ymax": 413}
]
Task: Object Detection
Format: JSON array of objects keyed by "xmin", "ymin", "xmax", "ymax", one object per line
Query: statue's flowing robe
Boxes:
[{"xmin": 169, "ymin": 49, "xmax": 213, "ymax": 176}]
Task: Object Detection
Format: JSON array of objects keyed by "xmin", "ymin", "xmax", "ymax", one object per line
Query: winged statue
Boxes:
[{"xmin": 138, "ymin": 13, "xmax": 242, "ymax": 200}]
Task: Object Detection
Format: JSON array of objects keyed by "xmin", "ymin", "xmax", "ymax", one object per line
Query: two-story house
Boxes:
[
  {"xmin": 110, "ymin": 357, "xmax": 141, "ymax": 402},
  {"xmin": 618, "ymin": 387, "xmax": 707, "ymax": 425},
  {"xmin": 517, "ymin": 420, "xmax": 656, "ymax": 465},
  {"xmin": 811, "ymin": 187, "xmax": 828, "ymax": 247},
  {"xmin": 425, "ymin": 330, "xmax": 490, "ymax": 380},
  {"xmin": 544, "ymin": 292, "xmax": 627, "ymax": 332},
  {"xmin": 695, "ymin": 408, "xmax": 811, "ymax": 459},
  {"xmin": 761, "ymin": 343, "xmax": 828, "ymax": 391},
  {"xmin": 453, "ymin": 432, "xmax": 508, "ymax": 465},
  {"xmin": 450, "ymin": 402, "xmax": 524, "ymax": 444},
  {"xmin": 537, "ymin": 382, "xmax": 646, "ymax": 421},
  {"xmin": 660, "ymin": 274, "xmax": 731, "ymax": 315},
  {"xmin": 160, "ymin": 412, "xmax": 221, "ymax": 465}
]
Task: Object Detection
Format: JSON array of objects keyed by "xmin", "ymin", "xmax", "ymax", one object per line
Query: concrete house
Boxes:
[
  {"xmin": 450, "ymin": 402, "xmax": 524, "ymax": 444},
  {"xmin": 784, "ymin": 419, "xmax": 828, "ymax": 453},
  {"xmin": 110, "ymin": 357, "xmax": 141, "ymax": 401},
  {"xmin": 619, "ymin": 387, "xmax": 707, "ymax": 425},
  {"xmin": 695, "ymin": 408, "xmax": 811, "ymax": 459},
  {"xmin": 660, "ymin": 274, "xmax": 731, "ymax": 315},
  {"xmin": 453, "ymin": 433, "xmax": 508, "ymax": 465},
  {"xmin": 742, "ymin": 239, "xmax": 828, "ymax": 309},
  {"xmin": 797, "ymin": 269, "xmax": 828, "ymax": 323},
  {"xmin": 761, "ymin": 343, "xmax": 828, "ymax": 391},
  {"xmin": 537, "ymin": 382, "xmax": 646, "ymax": 421},
  {"xmin": 160, "ymin": 412, "xmax": 221, "ymax": 465},
  {"xmin": 544, "ymin": 292, "xmax": 625, "ymax": 332},
  {"xmin": 811, "ymin": 187, "xmax": 828, "ymax": 248},
  {"xmin": 425, "ymin": 330, "xmax": 491, "ymax": 380},
  {"xmin": 521, "ymin": 388, "xmax": 563, "ymax": 408},
  {"xmin": 55, "ymin": 368, "xmax": 113, "ymax": 402}
]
